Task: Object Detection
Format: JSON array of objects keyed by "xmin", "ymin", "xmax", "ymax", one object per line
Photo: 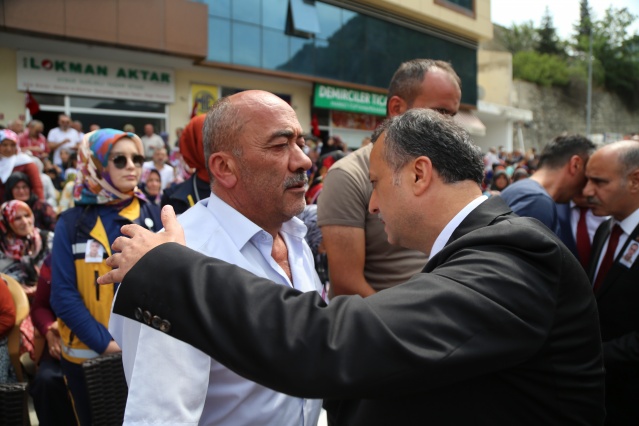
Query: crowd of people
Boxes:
[
  {"xmin": 0, "ymin": 116, "xmax": 207, "ymax": 425},
  {"xmin": 1, "ymin": 56, "xmax": 638, "ymax": 426}
]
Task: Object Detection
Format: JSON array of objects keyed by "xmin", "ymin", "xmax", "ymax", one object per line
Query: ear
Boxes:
[
  {"xmin": 412, "ymin": 156, "xmax": 433, "ymax": 195},
  {"xmin": 208, "ymin": 153, "xmax": 238, "ymax": 188},
  {"xmin": 627, "ymin": 168, "xmax": 639, "ymax": 193},
  {"xmin": 568, "ymin": 155, "xmax": 582, "ymax": 176},
  {"xmin": 387, "ymin": 96, "xmax": 408, "ymax": 117}
]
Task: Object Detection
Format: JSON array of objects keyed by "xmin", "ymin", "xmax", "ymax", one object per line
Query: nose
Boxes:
[
  {"xmin": 291, "ymin": 143, "xmax": 312, "ymax": 173},
  {"xmin": 582, "ymin": 179, "xmax": 594, "ymax": 197},
  {"xmin": 368, "ymin": 188, "xmax": 379, "ymax": 215}
]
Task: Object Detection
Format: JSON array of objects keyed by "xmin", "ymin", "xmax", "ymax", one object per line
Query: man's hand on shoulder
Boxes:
[{"xmin": 97, "ymin": 205, "xmax": 186, "ymax": 285}]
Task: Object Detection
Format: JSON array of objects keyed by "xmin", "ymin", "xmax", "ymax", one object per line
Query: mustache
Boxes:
[
  {"xmin": 283, "ymin": 172, "xmax": 308, "ymax": 189},
  {"xmin": 586, "ymin": 196, "xmax": 600, "ymax": 205}
]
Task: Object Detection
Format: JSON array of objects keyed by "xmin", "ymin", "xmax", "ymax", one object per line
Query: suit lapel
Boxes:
[{"xmin": 595, "ymin": 222, "xmax": 639, "ymax": 298}]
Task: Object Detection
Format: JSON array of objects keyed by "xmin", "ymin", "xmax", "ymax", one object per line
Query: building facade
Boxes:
[{"xmin": 0, "ymin": 0, "xmax": 492, "ymax": 148}]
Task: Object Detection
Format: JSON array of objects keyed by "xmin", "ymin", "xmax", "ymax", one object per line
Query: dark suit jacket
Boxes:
[
  {"xmin": 114, "ymin": 196, "xmax": 605, "ymax": 425},
  {"xmin": 556, "ymin": 202, "xmax": 578, "ymax": 257},
  {"xmin": 588, "ymin": 217, "xmax": 639, "ymax": 425}
]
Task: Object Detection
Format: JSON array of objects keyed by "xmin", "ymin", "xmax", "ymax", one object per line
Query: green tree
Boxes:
[
  {"xmin": 537, "ymin": 7, "xmax": 563, "ymax": 56},
  {"xmin": 574, "ymin": 0, "xmax": 592, "ymax": 51},
  {"xmin": 590, "ymin": 7, "xmax": 639, "ymax": 108},
  {"xmin": 513, "ymin": 51, "xmax": 571, "ymax": 86},
  {"xmin": 501, "ymin": 20, "xmax": 539, "ymax": 54}
]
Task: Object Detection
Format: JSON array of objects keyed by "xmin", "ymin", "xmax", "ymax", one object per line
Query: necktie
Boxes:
[
  {"xmin": 593, "ymin": 224, "xmax": 623, "ymax": 293},
  {"xmin": 576, "ymin": 207, "xmax": 591, "ymax": 269}
]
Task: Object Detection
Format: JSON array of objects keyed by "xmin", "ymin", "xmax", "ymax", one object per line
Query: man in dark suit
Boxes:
[
  {"xmin": 584, "ymin": 140, "xmax": 639, "ymax": 425},
  {"xmin": 556, "ymin": 195, "xmax": 608, "ymax": 269},
  {"xmin": 100, "ymin": 109, "xmax": 605, "ymax": 425}
]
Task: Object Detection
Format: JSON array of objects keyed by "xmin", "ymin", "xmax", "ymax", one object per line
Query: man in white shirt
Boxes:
[
  {"xmin": 141, "ymin": 147, "xmax": 174, "ymax": 191},
  {"xmin": 109, "ymin": 90, "xmax": 323, "ymax": 425},
  {"xmin": 140, "ymin": 124, "xmax": 165, "ymax": 160},
  {"xmin": 47, "ymin": 114, "xmax": 80, "ymax": 167}
]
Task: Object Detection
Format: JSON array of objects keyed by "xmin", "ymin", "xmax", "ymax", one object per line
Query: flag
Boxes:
[
  {"xmin": 25, "ymin": 90, "xmax": 40, "ymax": 115},
  {"xmin": 190, "ymin": 100, "xmax": 198, "ymax": 119}
]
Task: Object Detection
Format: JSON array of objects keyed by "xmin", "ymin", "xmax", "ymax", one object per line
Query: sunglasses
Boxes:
[{"xmin": 110, "ymin": 154, "xmax": 145, "ymax": 169}]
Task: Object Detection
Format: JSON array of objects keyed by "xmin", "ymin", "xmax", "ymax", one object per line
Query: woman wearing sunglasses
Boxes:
[{"xmin": 49, "ymin": 129, "xmax": 161, "ymax": 426}]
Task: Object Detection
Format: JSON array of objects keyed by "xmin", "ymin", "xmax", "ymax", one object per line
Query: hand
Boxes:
[
  {"xmin": 97, "ymin": 205, "xmax": 185, "ymax": 285},
  {"xmin": 45, "ymin": 324, "xmax": 62, "ymax": 360},
  {"xmin": 102, "ymin": 340, "xmax": 121, "ymax": 355},
  {"xmin": 21, "ymin": 284, "xmax": 37, "ymax": 296}
]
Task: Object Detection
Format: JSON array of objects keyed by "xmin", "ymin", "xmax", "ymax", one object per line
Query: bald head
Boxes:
[{"xmin": 584, "ymin": 140, "xmax": 639, "ymax": 220}]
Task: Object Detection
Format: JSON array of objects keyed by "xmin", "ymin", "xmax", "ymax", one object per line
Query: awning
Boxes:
[{"xmin": 454, "ymin": 110, "xmax": 486, "ymax": 137}]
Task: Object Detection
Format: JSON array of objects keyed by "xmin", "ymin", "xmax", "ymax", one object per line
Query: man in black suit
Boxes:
[
  {"xmin": 101, "ymin": 109, "xmax": 605, "ymax": 425},
  {"xmin": 584, "ymin": 140, "xmax": 639, "ymax": 425}
]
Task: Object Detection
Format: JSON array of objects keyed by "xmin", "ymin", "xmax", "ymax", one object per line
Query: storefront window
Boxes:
[
  {"xmin": 201, "ymin": 0, "xmax": 478, "ymax": 106},
  {"xmin": 29, "ymin": 94, "xmax": 167, "ymax": 137}
]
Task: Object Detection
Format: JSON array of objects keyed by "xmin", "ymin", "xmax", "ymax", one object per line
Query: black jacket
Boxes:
[{"xmin": 114, "ymin": 196, "xmax": 605, "ymax": 425}]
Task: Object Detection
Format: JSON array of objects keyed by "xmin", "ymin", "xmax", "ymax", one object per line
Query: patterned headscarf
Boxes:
[
  {"xmin": 0, "ymin": 129, "xmax": 33, "ymax": 183},
  {"xmin": 0, "ymin": 200, "xmax": 41, "ymax": 260},
  {"xmin": 73, "ymin": 129, "xmax": 145, "ymax": 205}
]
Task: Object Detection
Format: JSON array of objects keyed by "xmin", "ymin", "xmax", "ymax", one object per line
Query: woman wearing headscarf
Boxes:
[
  {"xmin": 140, "ymin": 168, "xmax": 162, "ymax": 206},
  {"xmin": 5, "ymin": 172, "xmax": 57, "ymax": 232},
  {"xmin": 0, "ymin": 129, "xmax": 44, "ymax": 202},
  {"xmin": 161, "ymin": 114, "xmax": 211, "ymax": 214},
  {"xmin": 0, "ymin": 200, "xmax": 51, "ymax": 294},
  {"xmin": 49, "ymin": 129, "xmax": 161, "ymax": 425}
]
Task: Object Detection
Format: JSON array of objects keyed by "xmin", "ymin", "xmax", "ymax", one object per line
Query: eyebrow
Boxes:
[{"xmin": 267, "ymin": 129, "xmax": 304, "ymax": 143}]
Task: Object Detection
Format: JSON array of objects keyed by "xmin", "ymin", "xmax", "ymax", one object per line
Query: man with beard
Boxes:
[{"xmin": 108, "ymin": 90, "xmax": 324, "ymax": 425}]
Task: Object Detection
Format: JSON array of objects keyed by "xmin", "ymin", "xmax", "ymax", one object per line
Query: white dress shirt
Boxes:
[
  {"xmin": 569, "ymin": 201, "xmax": 608, "ymax": 243},
  {"xmin": 110, "ymin": 193, "xmax": 323, "ymax": 425},
  {"xmin": 47, "ymin": 127, "xmax": 80, "ymax": 167},
  {"xmin": 430, "ymin": 195, "xmax": 488, "ymax": 258}
]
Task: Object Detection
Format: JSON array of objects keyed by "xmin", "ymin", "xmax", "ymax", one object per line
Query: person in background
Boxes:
[
  {"xmin": 33, "ymin": 156, "xmax": 58, "ymax": 208},
  {"xmin": 0, "ymin": 129, "xmax": 44, "ymax": 202},
  {"xmin": 8, "ymin": 119, "xmax": 24, "ymax": 135},
  {"xmin": 320, "ymin": 135, "xmax": 345, "ymax": 156},
  {"xmin": 0, "ymin": 200, "xmax": 51, "ymax": 296},
  {"xmin": 50, "ymin": 129, "xmax": 161, "ymax": 425},
  {"xmin": 123, "ymin": 123, "xmax": 135, "ymax": 134},
  {"xmin": 499, "ymin": 135, "xmax": 595, "ymax": 237},
  {"xmin": 140, "ymin": 169, "xmax": 162, "ymax": 206},
  {"xmin": 318, "ymin": 59, "xmax": 462, "ymax": 297},
  {"xmin": 47, "ymin": 114, "xmax": 80, "ymax": 168},
  {"xmin": 71, "ymin": 120, "xmax": 85, "ymax": 141},
  {"xmin": 161, "ymin": 114, "xmax": 210, "ymax": 215},
  {"xmin": 28, "ymin": 254, "xmax": 77, "ymax": 426},
  {"xmin": 484, "ymin": 170, "xmax": 510, "ymax": 196},
  {"xmin": 0, "ymin": 274, "xmax": 17, "ymax": 383},
  {"xmin": 141, "ymin": 147, "xmax": 174, "ymax": 191},
  {"xmin": 140, "ymin": 124, "xmax": 164, "ymax": 160},
  {"xmin": 5, "ymin": 172, "xmax": 57, "ymax": 232},
  {"xmin": 511, "ymin": 167, "xmax": 530, "ymax": 182},
  {"xmin": 42, "ymin": 158, "xmax": 63, "ymax": 191},
  {"xmin": 18, "ymin": 120, "xmax": 49, "ymax": 160},
  {"xmin": 89, "ymin": 124, "xmax": 100, "ymax": 132}
]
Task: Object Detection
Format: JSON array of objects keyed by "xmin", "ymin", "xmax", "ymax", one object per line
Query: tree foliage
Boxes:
[{"xmin": 497, "ymin": 3, "xmax": 639, "ymax": 109}]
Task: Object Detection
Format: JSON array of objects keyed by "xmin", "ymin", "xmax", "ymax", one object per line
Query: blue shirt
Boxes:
[
  {"xmin": 110, "ymin": 193, "xmax": 323, "ymax": 425},
  {"xmin": 499, "ymin": 179, "xmax": 561, "ymax": 236}
]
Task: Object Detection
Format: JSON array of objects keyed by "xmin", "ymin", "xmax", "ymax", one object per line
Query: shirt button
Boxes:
[
  {"xmin": 143, "ymin": 310, "xmax": 152, "ymax": 325},
  {"xmin": 151, "ymin": 315, "xmax": 162, "ymax": 329},
  {"xmin": 159, "ymin": 320, "xmax": 171, "ymax": 334}
]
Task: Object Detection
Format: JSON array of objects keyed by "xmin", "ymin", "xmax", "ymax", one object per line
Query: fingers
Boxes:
[
  {"xmin": 161, "ymin": 205, "xmax": 186, "ymax": 244},
  {"xmin": 97, "ymin": 267, "xmax": 125, "ymax": 285},
  {"xmin": 120, "ymin": 223, "xmax": 144, "ymax": 238}
]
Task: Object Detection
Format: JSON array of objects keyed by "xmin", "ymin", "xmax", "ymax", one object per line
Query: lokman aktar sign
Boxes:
[{"xmin": 17, "ymin": 51, "xmax": 175, "ymax": 102}]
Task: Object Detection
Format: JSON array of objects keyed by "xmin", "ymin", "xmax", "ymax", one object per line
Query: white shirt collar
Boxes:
[
  {"xmin": 430, "ymin": 195, "xmax": 488, "ymax": 258},
  {"xmin": 206, "ymin": 192, "xmax": 307, "ymax": 251},
  {"xmin": 618, "ymin": 207, "xmax": 639, "ymax": 236}
]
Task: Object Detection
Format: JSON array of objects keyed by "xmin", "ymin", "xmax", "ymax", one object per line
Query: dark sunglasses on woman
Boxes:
[{"xmin": 110, "ymin": 154, "xmax": 145, "ymax": 169}]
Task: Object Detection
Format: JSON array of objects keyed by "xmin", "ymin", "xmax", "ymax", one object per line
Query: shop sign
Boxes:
[
  {"xmin": 17, "ymin": 51, "xmax": 175, "ymax": 102},
  {"xmin": 313, "ymin": 84, "xmax": 387, "ymax": 116}
]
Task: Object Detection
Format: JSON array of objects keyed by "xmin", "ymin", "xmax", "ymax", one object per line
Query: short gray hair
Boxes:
[
  {"xmin": 202, "ymin": 97, "xmax": 246, "ymax": 180},
  {"xmin": 372, "ymin": 109, "xmax": 484, "ymax": 186}
]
